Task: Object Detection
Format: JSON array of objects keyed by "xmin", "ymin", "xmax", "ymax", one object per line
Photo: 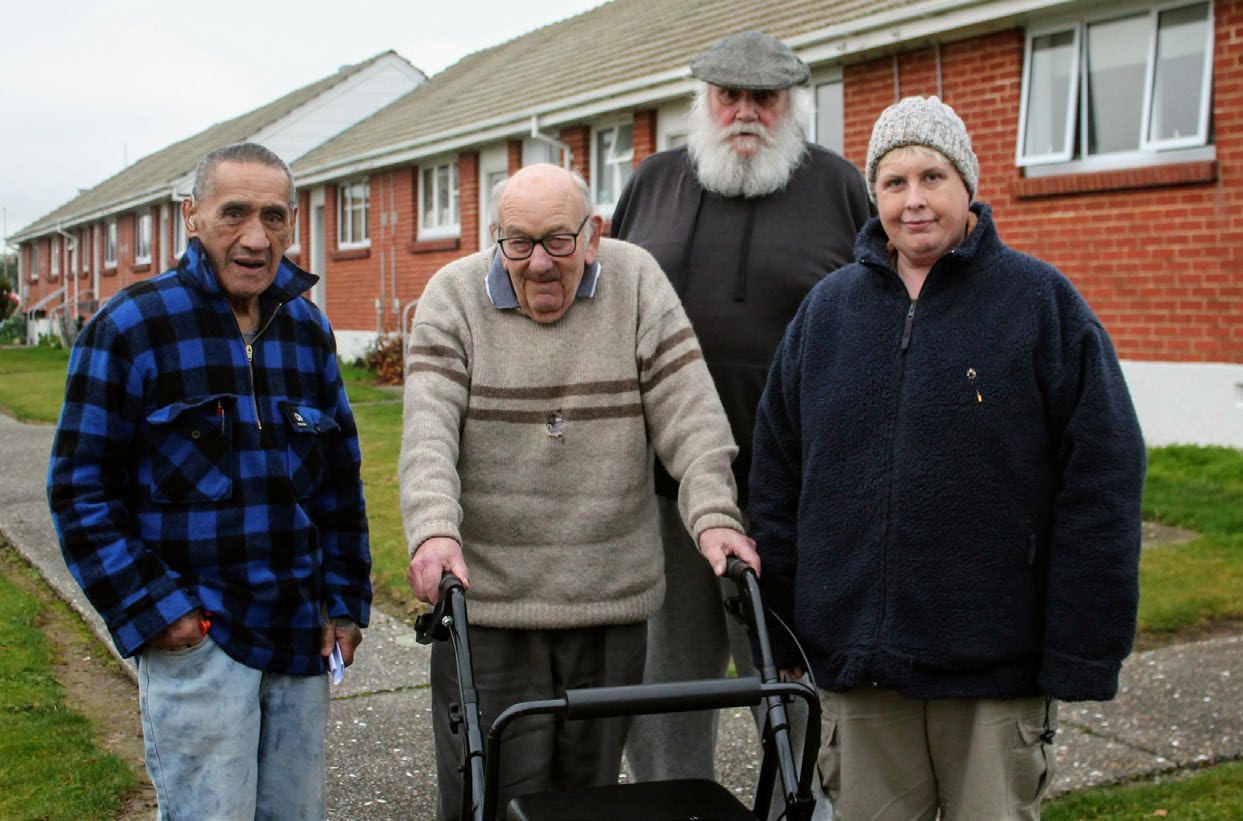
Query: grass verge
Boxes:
[
  {"xmin": 0, "ymin": 547, "xmax": 138, "ymax": 820},
  {"xmin": 1044, "ymin": 759, "xmax": 1243, "ymax": 820},
  {"xmin": 1138, "ymin": 446, "xmax": 1243, "ymax": 639},
  {"xmin": 0, "ymin": 346, "xmax": 70, "ymax": 423}
]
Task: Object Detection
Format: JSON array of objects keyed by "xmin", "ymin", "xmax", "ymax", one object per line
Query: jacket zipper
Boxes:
[
  {"xmin": 243, "ymin": 302, "xmax": 284, "ymax": 431},
  {"xmin": 874, "ymin": 299, "xmax": 917, "ymax": 661}
]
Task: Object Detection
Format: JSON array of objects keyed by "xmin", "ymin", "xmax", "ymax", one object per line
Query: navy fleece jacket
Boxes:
[{"xmin": 749, "ymin": 203, "xmax": 1145, "ymax": 702}]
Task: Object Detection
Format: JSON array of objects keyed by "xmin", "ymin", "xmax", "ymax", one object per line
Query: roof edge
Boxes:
[{"xmin": 295, "ymin": 0, "xmax": 1076, "ymax": 183}]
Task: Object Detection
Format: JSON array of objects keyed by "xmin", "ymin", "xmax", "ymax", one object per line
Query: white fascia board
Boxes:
[
  {"xmin": 296, "ymin": 67, "xmax": 695, "ymax": 185},
  {"xmin": 297, "ymin": 0, "xmax": 1088, "ymax": 185},
  {"xmin": 12, "ymin": 188, "xmax": 175, "ymax": 242},
  {"xmin": 793, "ymin": 0, "xmax": 1084, "ymax": 62}
]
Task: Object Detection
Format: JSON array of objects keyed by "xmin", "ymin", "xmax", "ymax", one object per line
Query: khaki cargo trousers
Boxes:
[{"xmin": 818, "ymin": 687, "xmax": 1057, "ymax": 820}]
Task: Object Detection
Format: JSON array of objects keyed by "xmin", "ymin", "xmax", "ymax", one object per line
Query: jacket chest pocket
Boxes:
[
  {"xmin": 279, "ymin": 402, "xmax": 339, "ymax": 500},
  {"xmin": 147, "ymin": 395, "xmax": 236, "ymax": 504}
]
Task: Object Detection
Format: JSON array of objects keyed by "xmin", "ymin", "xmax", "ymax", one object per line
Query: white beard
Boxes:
[{"xmin": 687, "ymin": 109, "xmax": 808, "ymax": 198}]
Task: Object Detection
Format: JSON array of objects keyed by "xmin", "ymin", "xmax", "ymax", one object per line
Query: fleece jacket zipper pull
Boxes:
[{"xmin": 900, "ymin": 302, "xmax": 916, "ymax": 351}]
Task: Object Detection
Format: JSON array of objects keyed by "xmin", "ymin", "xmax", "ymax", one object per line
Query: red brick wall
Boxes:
[
  {"xmin": 322, "ymin": 151, "xmax": 485, "ymax": 333},
  {"xmin": 842, "ymin": 5, "xmax": 1243, "ymax": 365},
  {"xmin": 633, "ymin": 109, "xmax": 658, "ymax": 164},
  {"xmin": 508, "ymin": 140, "xmax": 523, "ymax": 175},
  {"xmin": 560, "ymin": 126, "xmax": 591, "ymax": 183}
]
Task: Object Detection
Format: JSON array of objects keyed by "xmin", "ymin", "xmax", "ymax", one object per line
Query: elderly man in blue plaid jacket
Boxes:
[{"xmin": 47, "ymin": 142, "xmax": 370, "ymax": 820}]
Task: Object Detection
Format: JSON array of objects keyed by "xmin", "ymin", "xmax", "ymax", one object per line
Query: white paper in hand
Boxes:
[{"xmin": 329, "ymin": 641, "xmax": 345, "ymax": 684}]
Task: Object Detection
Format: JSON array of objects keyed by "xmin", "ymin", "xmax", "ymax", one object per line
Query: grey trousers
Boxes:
[
  {"xmin": 431, "ymin": 622, "xmax": 646, "ymax": 821},
  {"xmin": 625, "ymin": 496, "xmax": 831, "ymax": 820}
]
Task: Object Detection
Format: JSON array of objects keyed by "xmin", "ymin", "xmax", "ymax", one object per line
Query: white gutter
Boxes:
[{"xmin": 13, "ymin": 186, "xmax": 176, "ymax": 243}]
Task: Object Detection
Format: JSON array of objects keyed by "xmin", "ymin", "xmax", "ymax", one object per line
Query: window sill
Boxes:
[
  {"xmin": 1013, "ymin": 160, "xmax": 1217, "ymax": 199},
  {"xmin": 332, "ymin": 247, "xmax": 371, "ymax": 261},
  {"xmin": 408, "ymin": 237, "xmax": 461, "ymax": 254},
  {"xmin": 102, "ymin": 266, "xmax": 118, "ymax": 277},
  {"xmin": 132, "ymin": 263, "xmax": 151, "ymax": 273}
]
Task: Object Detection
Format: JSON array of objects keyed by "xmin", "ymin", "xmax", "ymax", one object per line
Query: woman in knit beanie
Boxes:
[{"xmin": 748, "ymin": 96, "xmax": 1146, "ymax": 820}]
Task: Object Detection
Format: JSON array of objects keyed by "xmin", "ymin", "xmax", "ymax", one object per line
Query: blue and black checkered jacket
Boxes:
[{"xmin": 48, "ymin": 239, "xmax": 371, "ymax": 675}]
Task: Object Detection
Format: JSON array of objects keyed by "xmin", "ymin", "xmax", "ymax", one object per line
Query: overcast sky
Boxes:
[{"xmin": 0, "ymin": 0, "xmax": 605, "ymax": 245}]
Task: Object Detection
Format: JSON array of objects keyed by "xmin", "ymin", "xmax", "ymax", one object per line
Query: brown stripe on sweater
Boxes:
[
  {"xmin": 407, "ymin": 362, "xmax": 469, "ymax": 387},
  {"xmin": 473, "ymin": 378, "xmax": 639, "ymax": 400},
  {"xmin": 408, "ymin": 344, "xmax": 466, "ymax": 364},
  {"xmin": 642, "ymin": 349, "xmax": 703, "ymax": 392},
  {"xmin": 641, "ymin": 326, "xmax": 697, "ymax": 372},
  {"xmin": 467, "ymin": 403, "xmax": 644, "ymax": 423}
]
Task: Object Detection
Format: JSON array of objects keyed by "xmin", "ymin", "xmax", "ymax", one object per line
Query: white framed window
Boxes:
[
  {"xmin": 593, "ymin": 122, "xmax": 634, "ymax": 212},
  {"xmin": 522, "ymin": 139, "xmax": 560, "ymax": 166},
  {"xmin": 82, "ymin": 228, "xmax": 91, "ymax": 274},
  {"xmin": 69, "ymin": 233, "xmax": 79, "ymax": 276},
  {"xmin": 420, "ymin": 160, "xmax": 460, "ymax": 238},
  {"xmin": 1017, "ymin": 1, "xmax": 1214, "ymax": 171},
  {"xmin": 135, "ymin": 210, "xmax": 152, "ymax": 264},
  {"xmin": 104, "ymin": 220, "xmax": 118, "ymax": 267},
  {"xmin": 337, "ymin": 180, "xmax": 370, "ymax": 248},
  {"xmin": 51, "ymin": 236, "xmax": 60, "ymax": 278},
  {"xmin": 28, "ymin": 244, "xmax": 38, "ymax": 282}
]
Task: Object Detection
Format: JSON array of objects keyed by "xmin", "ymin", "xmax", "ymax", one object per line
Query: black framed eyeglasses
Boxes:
[{"xmin": 496, "ymin": 215, "xmax": 590, "ymax": 261}]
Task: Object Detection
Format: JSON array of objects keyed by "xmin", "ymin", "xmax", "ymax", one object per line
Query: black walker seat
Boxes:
[{"xmin": 416, "ymin": 560, "xmax": 820, "ymax": 821}]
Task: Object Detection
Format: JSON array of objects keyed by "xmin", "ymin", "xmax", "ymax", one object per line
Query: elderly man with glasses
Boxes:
[{"xmin": 400, "ymin": 162, "xmax": 756, "ymax": 819}]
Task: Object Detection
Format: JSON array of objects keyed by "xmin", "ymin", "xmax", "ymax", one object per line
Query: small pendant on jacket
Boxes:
[
  {"xmin": 967, "ymin": 367, "xmax": 983, "ymax": 404},
  {"xmin": 546, "ymin": 409, "xmax": 565, "ymax": 439}
]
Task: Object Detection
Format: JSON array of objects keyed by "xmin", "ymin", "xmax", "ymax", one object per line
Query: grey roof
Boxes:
[
  {"xmin": 295, "ymin": 0, "xmax": 911, "ymax": 176},
  {"xmin": 16, "ymin": 51, "xmax": 405, "ymax": 240}
]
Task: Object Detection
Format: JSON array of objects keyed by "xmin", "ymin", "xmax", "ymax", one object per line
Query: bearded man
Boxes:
[{"xmin": 611, "ymin": 30, "xmax": 872, "ymax": 789}]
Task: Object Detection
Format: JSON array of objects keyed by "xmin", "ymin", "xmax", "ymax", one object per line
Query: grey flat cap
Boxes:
[{"xmin": 690, "ymin": 31, "xmax": 810, "ymax": 90}]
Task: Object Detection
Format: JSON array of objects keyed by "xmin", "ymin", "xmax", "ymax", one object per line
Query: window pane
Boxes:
[
  {"xmin": 339, "ymin": 189, "xmax": 349, "ymax": 243},
  {"xmin": 450, "ymin": 163, "xmax": 460, "ymax": 224},
  {"xmin": 815, "ymin": 80, "xmax": 845, "ymax": 154},
  {"xmin": 1023, "ymin": 30, "xmax": 1075, "ymax": 158},
  {"xmin": 1086, "ymin": 15, "xmax": 1148, "ymax": 155},
  {"xmin": 422, "ymin": 169, "xmax": 435, "ymax": 226},
  {"xmin": 597, "ymin": 129, "xmax": 616, "ymax": 205},
  {"xmin": 1150, "ymin": 3, "xmax": 1209, "ymax": 143},
  {"xmin": 437, "ymin": 166, "xmax": 450, "ymax": 226}
]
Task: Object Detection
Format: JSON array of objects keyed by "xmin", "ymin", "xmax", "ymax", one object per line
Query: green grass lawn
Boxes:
[
  {"xmin": 1138, "ymin": 445, "xmax": 1243, "ymax": 638},
  {"xmin": 1044, "ymin": 759, "xmax": 1243, "ymax": 820},
  {"xmin": 0, "ymin": 346, "xmax": 71, "ymax": 423},
  {"xmin": 0, "ymin": 550, "xmax": 137, "ymax": 820}
]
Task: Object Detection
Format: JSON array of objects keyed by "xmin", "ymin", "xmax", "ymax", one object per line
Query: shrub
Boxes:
[
  {"xmin": 0, "ymin": 315, "xmax": 25, "ymax": 345},
  {"xmin": 364, "ymin": 334, "xmax": 404, "ymax": 386}
]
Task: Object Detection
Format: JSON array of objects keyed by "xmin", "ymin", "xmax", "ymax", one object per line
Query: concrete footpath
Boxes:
[{"xmin": 2, "ymin": 411, "xmax": 1241, "ymax": 819}]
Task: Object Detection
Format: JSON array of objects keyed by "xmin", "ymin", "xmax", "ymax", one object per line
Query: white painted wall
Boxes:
[
  {"xmin": 1122, "ymin": 360, "xmax": 1243, "ymax": 448},
  {"xmin": 251, "ymin": 54, "xmax": 426, "ymax": 164},
  {"xmin": 655, "ymin": 98, "xmax": 691, "ymax": 150},
  {"xmin": 335, "ymin": 329, "xmax": 380, "ymax": 364}
]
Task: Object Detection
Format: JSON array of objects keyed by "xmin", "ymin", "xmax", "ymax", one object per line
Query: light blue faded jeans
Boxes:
[{"xmin": 138, "ymin": 635, "xmax": 329, "ymax": 821}]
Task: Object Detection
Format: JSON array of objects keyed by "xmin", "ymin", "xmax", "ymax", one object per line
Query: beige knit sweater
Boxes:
[{"xmin": 399, "ymin": 239, "xmax": 742, "ymax": 629}]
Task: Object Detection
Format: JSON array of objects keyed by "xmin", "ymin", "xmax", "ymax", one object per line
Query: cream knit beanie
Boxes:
[{"xmin": 866, "ymin": 96, "xmax": 979, "ymax": 201}]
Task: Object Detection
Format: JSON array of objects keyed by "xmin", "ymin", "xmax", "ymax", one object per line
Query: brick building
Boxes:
[
  {"xmin": 15, "ymin": 0, "xmax": 1243, "ymax": 447},
  {"xmin": 12, "ymin": 51, "xmax": 425, "ymax": 342}
]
